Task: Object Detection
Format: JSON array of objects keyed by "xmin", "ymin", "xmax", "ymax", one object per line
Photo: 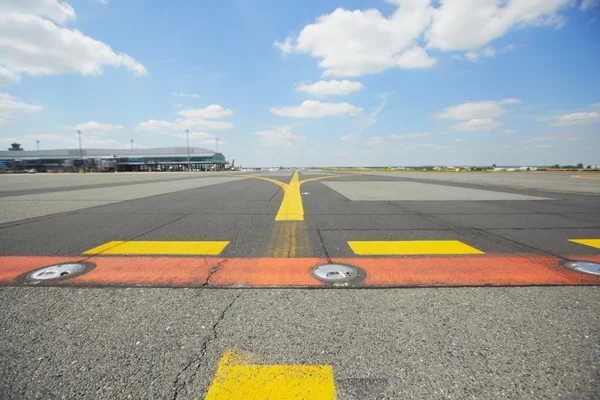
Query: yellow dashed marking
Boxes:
[
  {"xmin": 348, "ymin": 240, "xmax": 485, "ymax": 255},
  {"xmin": 205, "ymin": 351, "xmax": 336, "ymax": 400},
  {"xmin": 83, "ymin": 241, "xmax": 229, "ymax": 255},
  {"xmin": 568, "ymin": 239, "xmax": 600, "ymax": 249}
]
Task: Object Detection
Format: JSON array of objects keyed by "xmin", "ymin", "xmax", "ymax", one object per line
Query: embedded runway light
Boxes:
[
  {"xmin": 311, "ymin": 263, "xmax": 365, "ymax": 285},
  {"xmin": 559, "ymin": 260, "xmax": 600, "ymax": 277},
  {"xmin": 19, "ymin": 262, "xmax": 96, "ymax": 284}
]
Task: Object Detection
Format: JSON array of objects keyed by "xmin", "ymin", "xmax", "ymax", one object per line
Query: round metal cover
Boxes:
[
  {"xmin": 17, "ymin": 261, "xmax": 96, "ymax": 285},
  {"xmin": 311, "ymin": 263, "xmax": 365, "ymax": 284},
  {"xmin": 560, "ymin": 260, "xmax": 600, "ymax": 277},
  {"xmin": 31, "ymin": 264, "xmax": 84, "ymax": 280}
]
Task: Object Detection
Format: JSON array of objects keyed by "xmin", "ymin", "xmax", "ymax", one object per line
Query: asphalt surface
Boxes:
[{"xmin": 1, "ymin": 171, "xmax": 599, "ymax": 399}]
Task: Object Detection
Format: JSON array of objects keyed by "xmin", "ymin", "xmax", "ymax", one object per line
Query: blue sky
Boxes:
[{"xmin": 1, "ymin": 0, "xmax": 599, "ymax": 167}]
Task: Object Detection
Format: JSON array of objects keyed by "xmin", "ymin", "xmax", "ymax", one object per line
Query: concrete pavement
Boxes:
[{"xmin": 0, "ymin": 171, "xmax": 599, "ymax": 398}]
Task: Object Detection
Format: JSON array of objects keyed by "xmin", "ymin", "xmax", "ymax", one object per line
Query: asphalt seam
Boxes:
[{"xmin": 171, "ymin": 292, "xmax": 242, "ymax": 399}]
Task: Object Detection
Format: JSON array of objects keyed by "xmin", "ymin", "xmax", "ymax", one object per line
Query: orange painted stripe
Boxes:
[{"xmin": 0, "ymin": 255, "xmax": 599, "ymax": 287}]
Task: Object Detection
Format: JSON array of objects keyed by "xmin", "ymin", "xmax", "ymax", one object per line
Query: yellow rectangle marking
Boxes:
[
  {"xmin": 348, "ymin": 240, "xmax": 485, "ymax": 255},
  {"xmin": 206, "ymin": 351, "xmax": 336, "ymax": 400},
  {"xmin": 83, "ymin": 241, "xmax": 229, "ymax": 255},
  {"xmin": 568, "ymin": 239, "xmax": 600, "ymax": 249}
]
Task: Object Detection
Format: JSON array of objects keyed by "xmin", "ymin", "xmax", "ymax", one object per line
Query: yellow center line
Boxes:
[{"xmin": 247, "ymin": 171, "xmax": 342, "ymax": 257}]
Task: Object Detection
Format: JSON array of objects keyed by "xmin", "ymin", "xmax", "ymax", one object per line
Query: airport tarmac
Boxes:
[{"xmin": 1, "ymin": 171, "xmax": 599, "ymax": 399}]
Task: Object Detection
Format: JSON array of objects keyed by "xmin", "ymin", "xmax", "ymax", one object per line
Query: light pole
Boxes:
[
  {"xmin": 215, "ymin": 138, "xmax": 220, "ymax": 153},
  {"xmin": 36, "ymin": 140, "xmax": 40, "ymax": 151},
  {"xmin": 130, "ymin": 139, "xmax": 134, "ymax": 150},
  {"xmin": 185, "ymin": 128, "xmax": 190, "ymax": 172},
  {"xmin": 77, "ymin": 130, "xmax": 83, "ymax": 171}
]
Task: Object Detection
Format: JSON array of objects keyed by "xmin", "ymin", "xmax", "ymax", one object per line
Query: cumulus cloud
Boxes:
[
  {"xmin": 177, "ymin": 105, "xmax": 233, "ymax": 119},
  {"xmin": 72, "ymin": 121, "xmax": 124, "ymax": 135},
  {"xmin": 296, "ymin": 80, "xmax": 364, "ymax": 97},
  {"xmin": 0, "ymin": 1, "xmax": 146, "ymax": 86},
  {"xmin": 503, "ymin": 129, "xmax": 518, "ymax": 134},
  {"xmin": 390, "ymin": 132, "xmax": 429, "ymax": 139},
  {"xmin": 172, "ymin": 92, "xmax": 200, "ymax": 98},
  {"xmin": 275, "ymin": 0, "xmax": 579, "ymax": 77},
  {"xmin": 0, "ymin": 92, "xmax": 43, "ymax": 125},
  {"xmin": 548, "ymin": 111, "xmax": 600, "ymax": 126},
  {"xmin": 269, "ymin": 100, "xmax": 363, "ymax": 118},
  {"xmin": 254, "ymin": 127, "xmax": 304, "ymax": 148},
  {"xmin": 435, "ymin": 99, "xmax": 519, "ymax": 120},
  {"xmin": 426, "ymin": 0, "xmax": 571, "ymax": 51},
  {"xmin": 276, "ymin": 2, "xmax": 436, "ymax": 77},
  {"xmin": 452, "ymin": 118, "xmax": 503, "ymax": 131}
]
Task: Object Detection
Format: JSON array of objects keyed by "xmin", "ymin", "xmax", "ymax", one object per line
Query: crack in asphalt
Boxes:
[
  {"xmin": 202, "ymin": 260, "xmax": 226, "ymax": 287},
  {"xmin": 171, "ymin": 292, "xmax": 242, "ymax": 400}
]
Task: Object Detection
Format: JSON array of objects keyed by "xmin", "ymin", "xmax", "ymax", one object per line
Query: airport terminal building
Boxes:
[{"xmin": 0, "ymin": 144, "xmax": 227, "ymax": 172}]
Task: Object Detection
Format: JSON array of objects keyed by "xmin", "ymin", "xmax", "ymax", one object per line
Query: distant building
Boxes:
[
  {"xmin": 8, "ymin": 143, "xmax": 23, "ymax": 151},
  {"xmin": 0, "ymin": 146, "xmax": 226, "ymax": 172}
]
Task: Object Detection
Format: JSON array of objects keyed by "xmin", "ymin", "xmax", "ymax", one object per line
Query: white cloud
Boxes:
[
  {"xmin": 455, "ymin": 138, "xmax": 467, "ymax": 143},
  {"xmin": 465, "ymin": 51, "xmax": 480, "ymax": 62},
  {"xmin": 23, "ymin": 133, "xmax": 69, "ymax": 141},
  {"xmin": 269, "ymin": 100, "xmax": 363, "ymax": 118},
  {"xmin": 276, "ymin": 1, "xmax": 575, "ymax": 77},
  {"xmin": 453, "ymin": 118, "xmax": 503, "ymax": 131},
  {"xmin": 580, "ymin": 0, "xmax": 600, "ymax": 11},
  {"xmin": 367, "ymin": 136, "xmax": 384, "ymax": 145},
  {"xmin": 177, "ymin": 105, "xmax": 233, "ymax": 119},
  {"xmin": 481, "ymin": 46, "xmax": 496, "ymax": 58},
  {"xmin": 0, "ymin": 67, "xmax": 21, "ymax": 87},
  {"xmin": 274, "ymin": 37, "xmax": 294, "ymax": 55},
  {"xmin": 396, "ymin": 46, "xmax": 437, "ymax": 69},
  {"xmin": 500, "ymin": 98, "xmax": 521, "ymax": 104},
  {"xmin": 504, "ymin": 129, "xmax": 518, "ymax": 134},
  {"xmin": 73, "ymin": 121, "xmax": 123, "ymax": 135},
  {"xmin": 390, "ymin": 132, "xmax": 429, "ymax": 139},
  {"xmin": 95, "ymin": 0, "xmax": 108, "ymax": 5},
  {"xmin": 172, "ymin": 92, "xmax": 200, "ymax": 98},
  {"xmin": 0, "ymin": 92, "xmax": 43, "ymax": 125},
  {"xmin": 341, "ymin": 135, "xmax": 354, "ymax": 142},
  {"xmin": 589, "ymin": 102, "xmax": 600, "ymax": 109},
  {"xmin": 435, "ymin": 99, "xmax": 519, "ymax": 120},
  {"xmin": 0, "ymin": 3, "xmax": 146, "ymax": 87},
  {"xmin": 525, "ymin": 132, "xmax": 579, "ymax": 142},
  {"xmin": 548, "ymin": 112, "xmax": 600, "ymax": 126},
  {"xmin": 426, "ymin": 0, "xmax": 572, "ymax": 51},
  {"xmin": 296, "ymin": 80, "xmax": 365, "ymax": 97},
  {"xmin": 0, "ymin": 0, "xmax": 76, "ymax": 24},
  {"xmin": 278, "ymin": 2, "xmax": 437, "ymax": 77},
  {"xmin": 451, "ymin": 54, "xmax": 462, "ymax": 60},
  {"xmin": 134, "ymin": 118, "xmax": 234, "ymax": 133},
  {"xmin": 255, "ymin": 127, "xmax": 303, "ymax": 148}
]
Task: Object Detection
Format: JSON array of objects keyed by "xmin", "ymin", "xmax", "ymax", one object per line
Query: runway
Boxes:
[{"xmin": 1, "ymin": 171, "xmax": 598, "ymax": 399}]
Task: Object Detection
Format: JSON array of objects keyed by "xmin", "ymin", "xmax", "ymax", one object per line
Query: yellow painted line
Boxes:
[
  {"xmin": 299, "ymin": 174, "xmax": 347, "ymax": 185},
  {"xmin": 568, "ymin": 239, "xmax": 600, "ymax": 249},
  {"xmin": 205, "ymin": 351, "xmax": 336, "ymax": 400},
  {"xmin": 82, "ymin": 241, "xmax": 229, "ymax": 255},
  {"xmin": 348, "ymin": 240, "xmax": 485, "ymax": 255},
  {"xmin": 276, "ymin": 171, "xmax": 304, "ymax": 221},
  {"xmin": 245, "ymin": 175, "xmax": 289, "ymax": 190},
  {"xmin": 265, "ymin": 221, "xmax": 311, "ymax": 257}
]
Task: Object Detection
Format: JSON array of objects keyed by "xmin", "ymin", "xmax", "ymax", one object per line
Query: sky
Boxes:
[{"xmin": 0, "ymin": 0, "xmax": 599, "ymax": 167}]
